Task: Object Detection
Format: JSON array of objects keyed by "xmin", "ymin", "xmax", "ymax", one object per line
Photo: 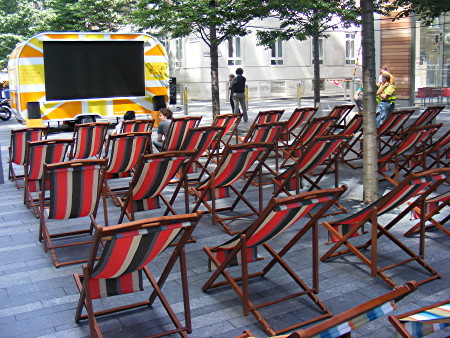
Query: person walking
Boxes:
[
  {"xmin": 230, "ymin": 68, "xmax": 248, "ymax": 122},
  {"xmin": 376, "ymin": 73, "xmax": 396, "ymax": 127}
]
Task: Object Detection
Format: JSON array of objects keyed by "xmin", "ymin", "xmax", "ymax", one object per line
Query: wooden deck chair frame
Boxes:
[
  {"xmin": 405, "ymin": 190, "xmax": 450, "ymax": 237},
  {"xmin": 378, "ymin": 124, "xmax": 441, "ymax": 185},
  {"xmin": 73, "ymin": 212, "xmax": 203, "ymax": 338},
  {"xmin": 281, "ymin": 116, "xmax": 339, "ymax": 166},
  {"xmin": 388, "ymin": 298, "xmax": 450, "ymax": 338},
  {"xmin": 161, "ymin": 116, "xmax": 202, "ymax": 151},
  {"xmin": 288, "ymin": 281, "xmax": 419, "ymax": 338},
  {"xmin": 273, "ymin": 134, "xmax": 353, "ymax": 216},
  {"xmin": 203, "ymin": 187, "xmax": 347, "ymax": 336},
  {"xmin": 118, "ymin": 150, "xmax": 197, "ymax": 224},
  {"xmin": 24, "ymin": 139, "xmax": 73, "ymax": 218},
  {"xmin": 210, "ymin": 113, "xmax": 242, "ymax": 150},
  {"xmin": 69, "ymin": 122, "xmax": 109, "ymax": 160},
  {"xmin": 327, "ymin": 104, "xmax": 355, "ymax": 129},
  {"xmin": 279, "ymin": 107, "xmax": 318, "ymax": 146},
  {"xmin": 103, "ymin": 132, "xmax": 151, "ymax": 206},
  {"xmin": 321, "ymin": 168, "xmax": 450, "ymax": 288},
  {"xmin": 410, "ymin": 128, "xmax": 450, "ymax": 171},
  {"xmin": 39, "ymin": 159, "xmax": 107, "ymax": 267},
  {"xmin": 191, "ymin": 142, "xmax": 274, "ymax": 235},
  {"xmin": 8, "ymin": 126, "xmax": 48, "ymax": 189}
]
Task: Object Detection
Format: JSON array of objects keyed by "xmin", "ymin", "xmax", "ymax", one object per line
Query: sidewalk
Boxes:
[{"xmin": 0, "ymin": 98, "xmax": 448, "ymax": 337}]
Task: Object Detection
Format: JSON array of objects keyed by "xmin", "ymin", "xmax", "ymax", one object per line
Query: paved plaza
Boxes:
[{"xmin": 0, "ymin": 98, "xmax": 449, "ymax": 337}]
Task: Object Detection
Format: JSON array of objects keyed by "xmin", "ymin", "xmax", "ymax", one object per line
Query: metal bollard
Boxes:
[
  {"xmin": 245, "ymin": 85, "xmax": 249, "ymax": 110},
  {"xmin": 183, "ymin": 86, "xmax": 188, "ymax": 115},
  {"xmin": 297, "ymin": 82, "xmax": 302, "ymax": 107}
]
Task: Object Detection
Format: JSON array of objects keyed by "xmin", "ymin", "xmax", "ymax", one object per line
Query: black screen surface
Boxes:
[{"xmin": 43, "ymin": 41, "xmax": 145, "ymax": 100}]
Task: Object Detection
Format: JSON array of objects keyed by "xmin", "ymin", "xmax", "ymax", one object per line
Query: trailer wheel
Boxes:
[
  {"xmin": 0, "ymin": 106, "xmax": 12, "ymax": 121},
  {"xmin": 77, "ymin": 115, "xmax": 96, "ymax": 124}
]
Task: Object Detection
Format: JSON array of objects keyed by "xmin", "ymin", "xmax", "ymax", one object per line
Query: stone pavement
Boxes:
[{"xmin": 0, "ymin": 98, "xmax": 449, "ymax": 337}]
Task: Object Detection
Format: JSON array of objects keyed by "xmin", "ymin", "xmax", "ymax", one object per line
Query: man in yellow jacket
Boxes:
[{"xmin": 376, "ymin": 73, "xmax": 396, "ymax": 127}]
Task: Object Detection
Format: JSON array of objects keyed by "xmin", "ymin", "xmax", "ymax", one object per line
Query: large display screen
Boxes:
[{"xmin": 43, "ymin": 41, "xmax": 145, "ymax": 101}]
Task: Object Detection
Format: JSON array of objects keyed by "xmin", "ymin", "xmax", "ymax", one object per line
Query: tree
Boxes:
[
  {"xmin": 133, "ymin": 0, "xmax": 271, "ymax": 116},
  {"xmin": 256, "ymin": 0, "xmax": 359, "ymax": 107},
  {"xmin": 388, "ymin": 0, "xmax": 450, "ymax": 24}
]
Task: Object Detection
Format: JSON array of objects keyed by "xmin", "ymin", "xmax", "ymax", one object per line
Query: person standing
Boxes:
[
  {"xmin": 228, "ymin": 74, "xmax": 236, "ymax": 112},
  {"xmin": 376, "ymin": 73, "xmax": 396, "ymax": 127},
  {"xmin": 353, "ymin": 86, "xmax": 363, "ymax": 112},
  {"xmin": 153, "ymin": 108, "xmax": 173, "ymax": 151},
  {"xmin": 230, "ymin": 68, "xmax": 248, "ymax": 122},
  {"xmin": 377, "ymin": 65, "xmax": 395, "ymax": 86}
]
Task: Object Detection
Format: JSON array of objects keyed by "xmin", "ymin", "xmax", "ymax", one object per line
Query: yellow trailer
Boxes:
[{"xmin": 8, "ymin": 32, "xmax": 168, "ymax": 125}]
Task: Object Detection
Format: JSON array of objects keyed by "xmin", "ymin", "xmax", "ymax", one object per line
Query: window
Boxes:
[
  {"xmin": 270, "ymin": 40, "xmax": 283, "ymax": 65},
  {"xmin": 228, "ymin": 37, "xmax": 242, "ymax": 65},
  {"xmin": 312, "ymin": 38, "xmax": 323, "ymax": 64},
  {"xmin": 174, "ymin": 38, "xmax": 183, "ymax": 68},
  {"xmin": 345, "ymin": 33, "xmax": 356, "ymax": 65}
]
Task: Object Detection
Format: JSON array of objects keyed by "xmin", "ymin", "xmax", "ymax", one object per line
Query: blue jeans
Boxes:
[{"xmin": 376, "ymin": 101, "xmax": 395, "ymax": 127}]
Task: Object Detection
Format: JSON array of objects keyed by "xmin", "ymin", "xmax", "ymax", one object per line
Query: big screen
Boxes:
[{"xmin": 43, "ymin": 41, "xmax": 145, "ymax": 101}]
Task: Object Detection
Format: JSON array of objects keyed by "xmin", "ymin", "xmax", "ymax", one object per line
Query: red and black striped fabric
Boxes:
[
  {"xmin": 378, "ymin": 110, "xmax": 413, "ymax": 137},
  {"xmin": 413, "ymin": 106, "xmax": 445, "ymax": 128},
  {"xmin": 244, "ymin": 122, "xmax": 285, "ymax": 143},
  {"xmin": 276, "ymin": 136, "xmax": 349, "ymax": 191},
  {"xmin": 340, "ymin": 114, "xmax": 363, "ymax": 136},
  {"xmin": 164, "ymin": 116, "xmax": 202, "ymax": 151},
  {"xmin": 213, "ymin": 114, "xmax": 241, "ymax": 136},
  {"xmin": 89, "ymin": 220, "xmax": 194, "ymax": 298},
  {"xmin": 327, "ymin": 104, "xmax": 354, "ymax": 125},
  {"xmin": 71, "ymin": 122, "xmax": 109, "ymax": 159},
  {"xmin": 329, "ymin": 172, "xmax": 447, "ymax": 243},
  {"xmin": 411, "ymin": 190, "xmax": 450, "ymax": 220},
  {"xmin": 280, "ymin": 107, "xmax": 317, "ymax": 142},
  {"xmin": 105, "ymin": 132, "xmax": 149, "ymax": 175},
  {"xmin": 120, "ymin": 119, "xmax": 153, "ymax": 133},
  {"xmin": 209, "ymin": 192, "xmax": 336, "ymax": 267},
  {"xmin": 197, "ymin": 144, "xmax": 267, "ymax": 191},
  {"xmin": 46, "ymin": 161, "xmax": 103, "ymax": 219},
  {"xmin": 254, "ymin": 110, "xmax": 284, "ymax": 124},
  {"xmin": 180, "ymin": 126, "xmax": 224, "ymax": 159},
  {"xmin": 10, "ymin": 127, "xmax": 46, "ymax": 165},
  {"xmin": 26, "ymin": 139, "xmax": 72, "ymax": 191}
]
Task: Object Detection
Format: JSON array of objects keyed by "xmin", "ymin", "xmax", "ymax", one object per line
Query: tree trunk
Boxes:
[
  {"xmin": 312, "ymin": 22, "xmax": 321, "ymax": 107},
  {"xmin": 209, "ymin": 21, "xmax": 220, "ymax": 117},
  {"xmin": 360, "ymin": 0, "xmax": 378, "ymax": 203}
]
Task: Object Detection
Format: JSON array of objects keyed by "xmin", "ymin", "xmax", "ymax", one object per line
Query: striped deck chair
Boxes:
[
  {"xmin": 389, "ymin": 298, "xmax": 450, "ymax": 338},
  {"xmin": 69, "ymin": 122, "xmax": 109, "ymax": 159},
  {"xmin": 73, "ymin": 212, "xmax": 203, "ymax": 338},
  {"xmin": 191, "ymin": 142, "xmax": 274, "ymax": 235},
  {"xmin": 279, "ymin": 107, "xmax": 318, "ymax": 146},
  {"xmin": 118, "ymin": 150, "xmax": 196, "ymax": 223},
  {"xmin": 321, "ymin": 168, "xmax": 450, "ymax": 288},
  {"xmin": 410, "ymin": 128, "xmax": 450, "ymax": 171},
  {"xmin": 281, "ymin": 116, "xmax": 339, "ymax": 166},
  {"xmin": 120, "ymin": 119, "xmax": 154, "ymax": 133},
  {"xmin": 8, "ymin": 126, "xmax": 48, "ymax": 189},
  {"xmin": 103, "ymin": 132, "xmax": 151, "ymax": 207},
  {"xmin": 284, "ymin": 281, "xmax": 418, "ymax": 338},
  {"xmin": 273, "ymin": 135, "xmax": 353, "ymax": 216},
  {"xmin": 335, "ymin": 114, "xmax": 363, "ymax": 168},
  {"xmin": 210, "ymin": 113, "xmax": 242, "ymax": 151},
  {"xmin": 39, "ymin": 159, "xmax": 107, "ymax": 267},
  {"xmin": 203, "ymin": 187, "xmax": 347, "ymax": 336},
  {"xmin": 405, "ymin": 190, "xmax": 450, "ymax": 237},
  {"xmin": 238, "ymin": 110, "xmax": 284, "ymax": 143},
  {"xmin": 178, "ymin": 125, "xmax": 225, "ymax": 182},
  {"xmin": 327, "ymin": 104, "xmax": 355, "ymax": 129},
  {"xmin": 24, "ymin": 139, "xmax": 73, "ymax": 218},
  {"xmin": 162, "ymin": 116, "xmax": 202, "ymax": 151},
  {"xmin": 378, "ymin": 124, "xmax": 441, "ymax": 185}
]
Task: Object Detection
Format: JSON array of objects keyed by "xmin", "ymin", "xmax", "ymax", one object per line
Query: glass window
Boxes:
[
  {"xmin": 270, "ymin": 40, "xmax": 283, "ymax": 65},
  {"xmin": 345, "ymin": 33, "xmax": 356, "ymax": 65},
  {"xmin": 175, "ymin": 38, "xmax": 183, "ymax": 68},
  {"xmin": 228, "ymin": 37, "xmax": 242, "ymax": 65}
]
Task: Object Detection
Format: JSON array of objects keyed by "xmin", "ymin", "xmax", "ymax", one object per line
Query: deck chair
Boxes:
[
  {"xmin": 327, "ymin": 104, "xmax": 355, "ymax": 129},
  {"xmin": 190, "ymin": 142, "xmax": 274, "ymax": 235},
  {"xmin": 24, "ymin": 139, "xmax": 73, "ymax": 218},
  {"xmin": 272, "ymin": 135, "xmax": 352, "ymax": 216},
  {"xmin": 389, "ymin": 298, "xmax": 450, "ymax": 338},
  {"xmin": 238, "ymin": 110, "xmax": 284, "ymax": 143},
  {"xmin": 8, "ymin": 126, "xmax": 48, "ymax": 189},
  {"xmin": 177, "ymin": 125, "xmax": 225, "ymax": 182},
  {"xmin": 282, "ymin": 281, "xmax": 418, "ymax": 338},
  {"xmin": 211, "ymin": 113, "xmax": 242, "ymax": 146},
  {"xmin": 73, "ymin": 212, "xmax": 203, "ymax": 338},
  {"xmin": 162, "ymin": 116, "xmax": 202, "ymax": 151},
  {"xmin": 405, "ymin": 190, "xmax": 450, "ymax": 237},
  {"xmin": 69, "ymin": 122, "xmax": 109, "ymax": 159},
  {"xmin": 321, "ymin": 168, "xmax": 450, "ymax": 288},
  {"xmin": 279, "ymin": 107, "xmax": 318, "ymax": 145},
  {"xmin": 378, "ymin": 124, "xmax": 441, "ymax": 185},
  {"xmin": 103, "ymin": 132, "xmax": 151, "ymax": 207},
  {"xmin": 118, "ymin": 150, "xmax": 196, "ymax": 223},
  {"xmin": 336, "ymin": 114, "xmax": 363, "ymax": 166},
  {"xmin": 281, "ymin": 116, "xmax": 339, "ymax": 165},
  {"xmin": 120, "ymin": 118, "xmax": 154, "ymax": 133},
  {"xmin": 39, "ymin": 159, "xmax": 107, "ymax": 267},
  {"xmin": 409, "ymin": 128, "xmax": 450, "ymax": 171},
  {"xmin": 203, "ymin": 187, "xmax": 347, "ymax": 336}
]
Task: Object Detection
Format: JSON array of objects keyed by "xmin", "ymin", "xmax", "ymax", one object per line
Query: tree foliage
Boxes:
[{"xmin": 387, "ymin": 0, "xmax": 450, "ymax": 25}]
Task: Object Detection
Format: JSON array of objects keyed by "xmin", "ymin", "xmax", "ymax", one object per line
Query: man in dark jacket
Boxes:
[{"xmin": 230, "ymin": 68, "xmax": 248, "ymax": 122}]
